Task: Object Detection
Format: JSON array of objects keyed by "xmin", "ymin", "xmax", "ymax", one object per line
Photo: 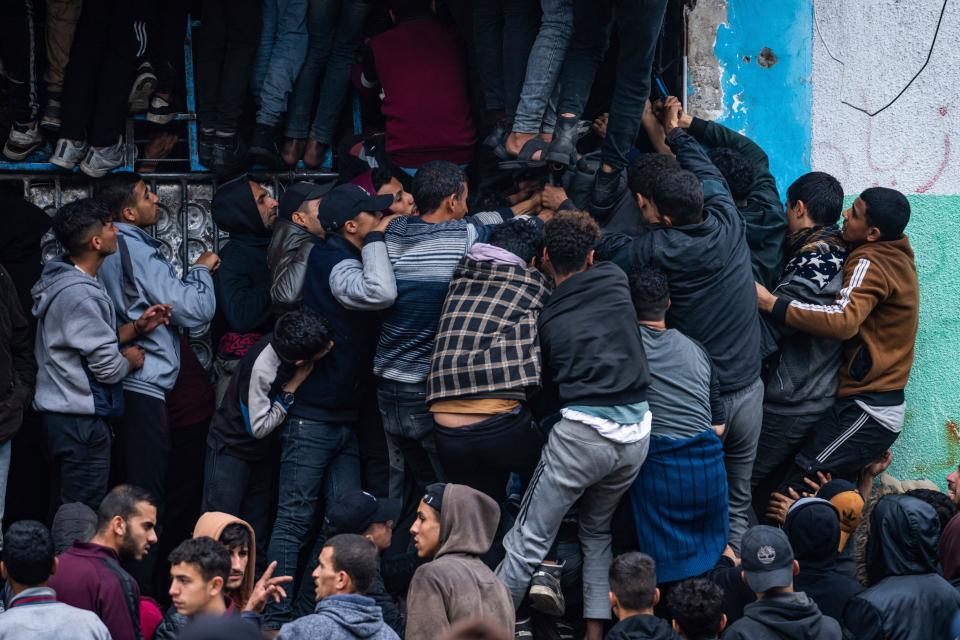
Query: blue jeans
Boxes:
[
  {"xmin": 251, "ymin": 0, "xmax": 309, "ymax": 126},
  {"xmin": 472, "ymin": 0, "xmax": 540, "ymax": 117},
  {"xmin": 285, "ymin": 0, "xmax": 371, "ymax": 140},
  {"xmin": 263, "ymin": 417, "xmax": 360, "ymax": 628},
  {"xmin": 511, "ymin": 0, "xmax": 573, "ymax": 134},
  {"xmin": 376, "ymin": 379, "xmax": 444, "ymax": 500}
]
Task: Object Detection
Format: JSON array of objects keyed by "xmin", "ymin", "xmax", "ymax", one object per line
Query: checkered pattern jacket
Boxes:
[{"xmin": 427, "ymin": 257, "xmax": 552, "ymax": 403}]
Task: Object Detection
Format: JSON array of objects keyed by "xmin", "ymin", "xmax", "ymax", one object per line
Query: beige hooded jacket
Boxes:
[{"xmin": 193, "ymin": 511, "xmax": 257, "ymax": 609}]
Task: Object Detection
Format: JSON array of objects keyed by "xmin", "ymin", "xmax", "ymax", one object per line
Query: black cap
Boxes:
[
  {"xmin": 740, "ymin": 525, "xmax": 795, "ymax": 593},
  {"xmin": 422, "ymin": 483, "xmax": 446, "ymax": 513},
  {"xmin": 324, "ymin": 490, "xmax": 401, "ymax": 536},
  {"xmin": 278, "ymin": 181, "xmax": 334, "ymax": 221},
  {"xmin": 318, "ymin": 184, "xmax": 395, "ymax": 232}
]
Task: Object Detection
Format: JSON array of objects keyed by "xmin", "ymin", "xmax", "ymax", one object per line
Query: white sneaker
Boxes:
[
  {"xmin": 3, "ymin": 121, "xmax": 44, "ymax": 160},
  {"xmin": 80, "ymin": 139, "xmax": 125, "ymax": 177},
  {"xmin": 49, "ymin": 137, "xmax": 90, "ymax": 169}
]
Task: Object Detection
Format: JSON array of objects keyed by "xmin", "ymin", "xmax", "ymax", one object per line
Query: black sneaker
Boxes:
[
  {"xmin": 198, "ymin": 129, "xmax": 215, "ymax": 168},
  {"xmin": 529, "ymin": 562, "xmax": 565, "ymax": 617},
  {"xmin": 146, "ymin": 95, "xmax": 174, "ymax": 124},
  {"xmin": 3, "ymin": 121, "xmax": 44, "ymax": 161},
  {"xmin": 514, "ymin": 617, "xmax": 534, "ymax": 639},
  {"xmin": 41, "ymin": 93, "xmax": 62, "ymax": 131},
  {"xmin": 247, "ymin": 122, "xmax": 278, "ymax": 166},
  {"xmin": 212, "ymin": 133, "xmax": 247, "ymax": 176},
  {"xmin": 590, "ymin": 168, "xmax": 626, "ymax": 221}
]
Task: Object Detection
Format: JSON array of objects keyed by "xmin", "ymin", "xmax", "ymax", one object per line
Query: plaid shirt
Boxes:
[{"xmin": 427, "ymin": 257, "xmax": 552, "ymax": 403}]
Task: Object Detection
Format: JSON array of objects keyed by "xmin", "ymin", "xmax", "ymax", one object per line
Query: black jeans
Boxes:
[
  {"xmin": 195, "ymin": 0, "xmax": 262, "ymax": 132},
  {"xmin": 0, "ymin": 0, "xmax": 41, "ymax": 123},
  {"xmin": 42, "ymin": 412, "xmax": 112, "ymax": 512},
  {"xmin": 148, "ymin": 0, "xmax": 190, "ymax": 94},
  {"xmin": 115, "ymin": 391, "xmax": 170, "ymax": 505},
  {"xmin": 472, "ymin": 0, "xmax": 540, "ymax": 117},
  {"xmin": 434, "ymin": 406, "xmax": 544, "ymax": 502},
  {"xmin": 555, "ymin": 0, "xmax": 668, "ymax": 170},
  {"xmin": 780, "ymin": 397, "xmax": 901, "ymax": 494},
  {"xmin": 59, "ymin": 0, "xmax": 148, "ymax": 145}
]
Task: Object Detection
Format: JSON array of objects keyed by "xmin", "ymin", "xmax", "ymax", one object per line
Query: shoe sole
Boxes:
[
  {"xmin": 529, "ymin": 584, "xmax": 566, "ymax": 617},
  {"xmin": 129, "ymin": 75, "xmax": 158, "ymax": 113},
  {"xmin": 40, "ymin": 118, "xmax": 61, "ymax": 131},
  {"xmin": 49, "ymin": 155, "xmax": 81, "ymax": 170},
  {"xmin": 2, "ymin": 142, "xmax": 42, "ymax": 161},
  {"xmin": 146, "ymin": 112, "xmax": 175, "ymax": 125},
  {"xmin": 80, "ymin": 161, "xmax": 120, "ymax": 178}
]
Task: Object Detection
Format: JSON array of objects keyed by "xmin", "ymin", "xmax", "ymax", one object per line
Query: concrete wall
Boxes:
[{"xmin": 687, "ymin": 0, "xmax": 960, "ymax": 483}]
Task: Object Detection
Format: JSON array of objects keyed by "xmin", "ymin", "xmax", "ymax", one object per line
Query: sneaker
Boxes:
[
  {"xmin": 514, "ymin": 617, "xmax": 534, "ymax": 639},
  {"xmin": 554, "ymin": 619, "xmax": 574, "ymax": 640},
  {"xmin": 146, "ymin": 95, "xmax": 174, "ymax": 124},
  {"xmin": 128, "ymin": 62, "xmax": 158, "ymax": 114},
  {"xmin": 212, "ymin": 132, "xmax": 247, "ymax": 176},
  {"xmin": 80, "ymin": 139, "xmax": 125, "ymax": 177},
  {"xmin": 49, "ymin": 137, "xmax": 90, "ymax": 170},
  {"xmin": 528, "ymin": 562, "xmax": 565, "ymax": 617},
  {"xmin": 41, "ymin": 93, "xmax": 62, "ymax": 131},
  {"xmin": 3, "ymin": 121, "xmax": 44, "ymax": 160},
  {"xmin": 198, "ymin": 128, "xmax": 215, "ymax": 168},
  {"xmin": 247, "ymin": 122, "xmax": 278, "ymax": 166}
]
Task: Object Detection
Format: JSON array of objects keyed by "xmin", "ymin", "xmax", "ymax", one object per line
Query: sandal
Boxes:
[{"xmin": 498, "ymin": 137, "xmax": 549, "ymax": 170}]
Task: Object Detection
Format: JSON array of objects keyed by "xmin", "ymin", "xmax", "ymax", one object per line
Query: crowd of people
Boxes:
[{"xmin": 0, "ymin": 0, "xmax": 952, "ymax": 639}]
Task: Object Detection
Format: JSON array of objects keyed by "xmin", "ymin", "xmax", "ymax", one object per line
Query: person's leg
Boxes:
[
  {"xmin": 118, "ymin": 392, "xmax": 170, "ymax": 507},
  {"xmin": 250, "ymin": 0, "xmax": 280, "ymax": 101},
  {"xmin": 58, "ymin": 0, "xmax": 112, "ymax": 141},
  {"xmin": 44, "ymin": 0, "xmax": 83, "ymax": 94},
  {"xmin": 500, "ymin": 0, "xmax": 540, "ymax": 120},
  {"xmin": 377, "ymin": 380, "xmax": 444, "ymax": 497},
  {"xmin": 553, "ymin": 0, "xmax": 610, "ymax": 119},
  {"xmin": 255, "ymin": 0, "xmax": 309, "ymax": 128},
  {"xmin": 149, "ymin": 0, "xmax": 190, "ymax": 98},
  {"xmin": 577, "ymin": 434, "xmax": 648, "ymax": 621},
  {"xmin": 218, "ymin": 0, "xmax": 263, "ymax": 133},
  {"xmin": 43, "ymin": 413, "xmax": 112, "ymax": 510},
  {"xmin": 473, "ymin": 0, "xmax": 506, "ymax": 114},
  {"xmin": 356, "ymin": 377, "xmax": 390, "ymax": 497},
  {"xmin": 284, "ymin": 0, "xmax": 337, "ymax": 141},
  {"xmin": 0, "ymin": 441, "xmax": 10, "ymax": 548},
  {"xmin": 241, "ymin": 456, "xmax": 278, "ymax": 575},
  {"xmin": 751, "ymin": 409, "xmax": 824, "ymax": 521},
  {"xmin": 263, "ymin": 417, "xmax": 350, "ymax": 629},
  {"xmin": 0, "ymin": 0, "xmax": 41, "ymax": 123},
  {"xmin": 719, "ymin": 378, "xmax": 764, "ymax": 555},
  {"xmin": 201, "ymin": 445, "xmax": 252, "ymax": 515}
]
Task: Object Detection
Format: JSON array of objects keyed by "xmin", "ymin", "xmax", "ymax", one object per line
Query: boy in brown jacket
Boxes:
[{"xmin": 756, "ymin": 187, "xmax": 918, "ymax": 491}]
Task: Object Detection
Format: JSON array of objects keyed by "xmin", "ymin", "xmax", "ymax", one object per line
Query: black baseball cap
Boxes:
[
  {"xmin": 740, "ymin": 525, "xmax": 795, "ymax": 593},
  {"xmin": 324, "ymin": 490, "xmax": 401, "ymax": 536},
  {"xmin": 318, "ymin": 184, "xmax": 395, "ymax": 232},
  {"xmin": 278, "ymin": 181, "xmax": 334, "ymax": 220}
]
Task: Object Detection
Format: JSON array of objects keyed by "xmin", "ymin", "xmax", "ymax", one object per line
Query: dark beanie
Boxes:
[{"xmin": 423, "ymin": 483, "xmax": 446, "ymax": 513}]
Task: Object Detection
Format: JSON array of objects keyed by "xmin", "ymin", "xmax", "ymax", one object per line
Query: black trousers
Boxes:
[
  {"xmin": 0, "ymin": 0, "xmax": 40, "ymax": 123},
  {"xmin": 195, "ymin": 0, "xmax": 261, "ymax": 132},
  {"xmin": 148, "ymin": 0, "xmax": 190, "ymax": 94},
  {"xmin": 42, "ymin": 412, "xmax": 112, "ymax": 513},
  {"xmin": 59, "ymin": 0, "xmax": 149, "ymax": 145}
]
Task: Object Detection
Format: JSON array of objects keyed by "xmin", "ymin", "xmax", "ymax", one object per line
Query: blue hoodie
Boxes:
[{"xmin": 278, "ymin": 595, "xmax": 399, "ymax": 640}]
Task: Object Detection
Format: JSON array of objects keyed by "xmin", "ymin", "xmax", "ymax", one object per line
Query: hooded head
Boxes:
[
  {"xmin": 193, "ymin": 512, "xmax": 256, "ymax": 608},
  {"xmin": 939, "ymin": 513, "xmax": 960, "ymax": 582},
  {"xmin": 866, "ymin": 494, "xmax": 940, "ymax": 584},
  {"xmin": 212, "ymin": 176, "xmax": 277, "ymax": 239},
  {"xmin": 51, "ymin": 502, "xmax": 98, "ymax": 554},
  {"xmin": 784, "ymin": 498, "xmax": 841, "ymax": 569},
  {"xmin": 410, "ymin": 484, "xmax": 499, "ymax": 560}
]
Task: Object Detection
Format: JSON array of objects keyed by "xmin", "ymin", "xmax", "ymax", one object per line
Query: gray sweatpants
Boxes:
[
  {"xmin": 719, "ymin": 377, "xmax": 764, "ymax": 554},
  {"xmin": 496, "ymin": 417, "xmax": 649, "ymax": 620}
]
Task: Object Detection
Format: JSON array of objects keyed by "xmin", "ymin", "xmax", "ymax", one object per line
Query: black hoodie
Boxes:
[
  {"xmin": 844, "ymin": 495, "xmax": 960, "ymax": 640},
  {"xmin": 722, "ymin": 592, "xmax": 841, "ymax": 640},
  {"xmin": 0, "ymin": 187, "xmax": 51, "ymax": 315},
  {"xmin": 605, "ymin": 614, "xmax": 678, "ymax": 640},
  {"xmin": 212, "ymin": 177, "xmax": 274, "ymax": 335}
]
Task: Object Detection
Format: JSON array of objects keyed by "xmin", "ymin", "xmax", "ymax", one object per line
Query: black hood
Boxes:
[
  {"xmin": 784, "ymin": 497, "xmax": 841, "ymax": 569},
  {"xmin": 212, "ymin": 175, "xmax": 272, "ymax": 239},
  {"xmin": 605, "ymin": 614, "xmax": 678, "ymax": 640},
  {"xmin": 867, "ymin": 494, "xmax": 941, "ymax": 583},
  {"xmin": 740, "ymin": 592, "xmax": 834, "ymax": 640}
]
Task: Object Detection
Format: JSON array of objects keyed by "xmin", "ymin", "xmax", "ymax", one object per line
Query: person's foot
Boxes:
[
  {"xmin": 3, "ymin": 121, "xmax": 44, "ymax": 161},
  {"xmin": 544, "ymin": 114, "xmax": 579, "ymax": 167},
  {"xmin": 302, "ymin": 138, "xmax": 328, "ymax": 169},
  {"xmin": 41, "ymin": 92, "xmax": 62, "ymax": 131},
  {"xmin": 49, "ymin": 137, "xmax": 89, "ymax": 170},
  {"xmin": 128, "ymin": 62, "xmax": 158, "ymax": 114},
  {"xmin": 528, "ymin": 562, "xmax": 565, "ymax": 616},
  {"xmin": 554, "ymin": 619, "xmax": 575, "ymax": 640},
  {"xmin": 514, "ymin": 617, "xmax": 534, "ymax": 639},
  {"xmin": 505, "ymin": 131, "xmax": 541, "ymax": 160},
  {"xmin": 139, "ymin": 131, "xmax": 178, "ymax": 172},
  {"xmin": 281, "ymin": 137, "xmax": 306, "ymax": 167},
  {"xmin": 591, "ymin": 166, "xmax": 625, "ymax": 214},
  {"xmin": 212, "ymin": 132, "xmax": 247, "ymax": 176},
  {"xmin": 247, "ymin": 123, "xmax": 277, "ymax": 166},
  {"xmin": 80, "ymin": 139, "xmax": 125, "ymax": 177},
  {"xmin": 146, "ymin": 94, "xmax": 174, "ymax": 125},
  {"xmin": 198, "ymin": 128, "xmax": 215, "ymax": 168}
]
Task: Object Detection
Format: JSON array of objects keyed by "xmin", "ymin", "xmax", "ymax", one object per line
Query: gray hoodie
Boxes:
[
  {"xmin": 32, "ymin": 257, "xmax": 130, "ymax": 415},
  {"xmin": 278, "ymin": 595, "xmax": 399, "ymax": 640},
  {"xmin": 100, "ymin": 223, "xmax": 215, "ymax": 398}
]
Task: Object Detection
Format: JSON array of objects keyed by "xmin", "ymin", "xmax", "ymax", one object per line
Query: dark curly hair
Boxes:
[
  {"xmin": 651, "ymin": 169, "xmax": 703, "ymax": 226},
  {"xmin": 708, "ymin": 147, "xmax": 755, "ymax": 202},
  {"xmin": 272, "ymin": 308, "xmax": 333, "ymax": 363},
  {"xmin": 3, "ymin": 520, "xmax": 55, "ymax": 586},
  {"xmin": 667, "ymin": 578, "xmax": 726, "ymax": 640},
  {"xmin": 905, "ymin": 488, "xmax": 957, "ymax": 533},
  {"xmin": 488, "ymin": 218, "xmax": 544, "ymax": 264},
  {"xmin": 53, "ymin": 198, "xmax": 113, "ymax": 255},
  {"xmin": 412, "ymin": 161, "xmax": 467, "ymax": 215},
  {"xmin": 544, "ymin": 211, "xmax": 600, "ymax": 276},
  {"xmin": 169, "ymin": 536, "xmax": 231, "ymax": 583},
  {"xmin": 629, "ymin": 268, "xmax": 670, "ymax": 321},
  {"xmin": 627, "ymin": 153, "xmax": 681, "ymax": 199}
]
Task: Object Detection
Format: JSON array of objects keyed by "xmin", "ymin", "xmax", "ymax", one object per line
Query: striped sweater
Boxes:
[{"xmin": 375, "ymin": 210, "xmax": 508, "ymax": 383}]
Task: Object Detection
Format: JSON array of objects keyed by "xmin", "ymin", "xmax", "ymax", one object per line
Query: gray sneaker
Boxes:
[
  {"xmin": 3, "ymin": 121, "xmax": 44, "ymax": 160},
  {"xmin": 49, "ymin": 137, "xmax": 89, "ymax": 170},
  {"xmin": 80, "ymin": 140, "xmax": 125, "ymax": 177}
]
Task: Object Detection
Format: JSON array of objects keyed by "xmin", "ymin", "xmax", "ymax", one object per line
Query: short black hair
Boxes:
[
  {"xmin": 609, "ymin": 552, "xmax": 657, "ymax": 611},
  {"xmin": 708, "ymin": 148, "xmax": 755, "ymax": 202},
  {"xmin": 53, "ymin": 198, "xmax": 113, "ymax": 256},
  {"xmin": 786, "ymin": 171, "xmax": 844, "ymax": 226},
  {"xmin": 544, "ymin": 211, "xmax": 600, "ymax": 276},
  {"xmin": 324, "ymin": 534, "xmax": 379, "ymax": 594},
  {"xmin": 371, "ymin": 166, "xmax": 394, "ymax": 193},
  {"xmin": 905, "ymin": 488, "xmax": 957, "ymax": 533},
  {"xmin": 95, "ymin": 171, "xmax": 144, "ymax": 219},
  {"xmin": 488, "ymin": 218, "xmax": 544, "ymax": 264},
  {"xmin": 667, "ymin": 578, "xmax": 725, "ymax": 640},
  {"xmin": 169, "ymin": 536, "xmax": 231, "ymax": 583},
  {"xmin": 219, "ymin": 522, "xmax": 251, "ymax": 551},
  {"xmin": 468, "ymin": 188, "xmax": 510, "ymax": 213},
  {"xmin": 96, "ymin": 485, "xmax": 157, "ymax": 532},
  {"xmin": 629, "ymin": 268, "xmax": 670, "ymax": 321},
  {"xmin": 651, "ymin": 169, "xmax": 703, "ymax": 226},
  {"xmin": 860, "ymin": 187, "xmax": 910, "ymax": 240},
  {"xmin": 412, "ymin": 161, "xmax": 467, "ymax": 215},
  {"xmin": 628, "ymin": 154, "xmax": 681, "ymax": 199},
  {"xmin": 272, "ymin": 309, "xmax": 333, "ymax": 363},
  {"xmin": 2, "ymin": 520, "xmax": 55, "ymax": 586}
]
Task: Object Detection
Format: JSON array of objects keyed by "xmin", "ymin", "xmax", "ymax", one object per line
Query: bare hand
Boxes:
[
  {"xmin": 243, "ymin": 561, "xmax": 293, "ymax": 614},
  {"xmin": 658, "ymin": 96, "xmax": 682, "ymax": 132},
  {"xmin": 511, "ymin": 190, "xmax": 541, "ymax": 216},
  {"xmin": 642, "ymin": 101, "xmax": 672, "ymax": 155},
  {"xmin": 755, "ymin": 282, "xmax": 777, "ymax": 313},
  {"xmin": 135, "ymin": 304, "xmax": 172, "ymax": 335},
  {"xmin": 803, "ymin": 471, "xmax": 833, "ymax": 496},
  {"xmin": 712, "ymin": 423, "xmax": 726, "ymax": 438},
  {"xmin": 540, "ymin": 184, "xmax": 569, "ymax": 212},
  {"xmin": 122, "ymin": 345, "xmax": 145, "ymax": 371},
  {"xmin": 194, "ymin": 251, "xmax": 221, "ymax": 273},
  {"xmin": 864, "ymin": 451, "xmax": 893, "ymax": 478},
  {"xmin": 592, "ymin": 112, "xmax": 609, "ymax": 139},
  {"xmin": 374, "ymin": 214, "xmax": 402, "ymax": 233},
  {"xmin": 765, "ymin": 491, "xmax": 798, "ymax": 525},
  {"xmin": 537, "ymin": 208, "xmax": 556, "ymax": 223}
]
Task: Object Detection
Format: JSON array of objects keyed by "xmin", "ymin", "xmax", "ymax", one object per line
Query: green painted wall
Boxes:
[{"xmin": 883, "ymin": 195, "xmax": 960, "ymax": 485}]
